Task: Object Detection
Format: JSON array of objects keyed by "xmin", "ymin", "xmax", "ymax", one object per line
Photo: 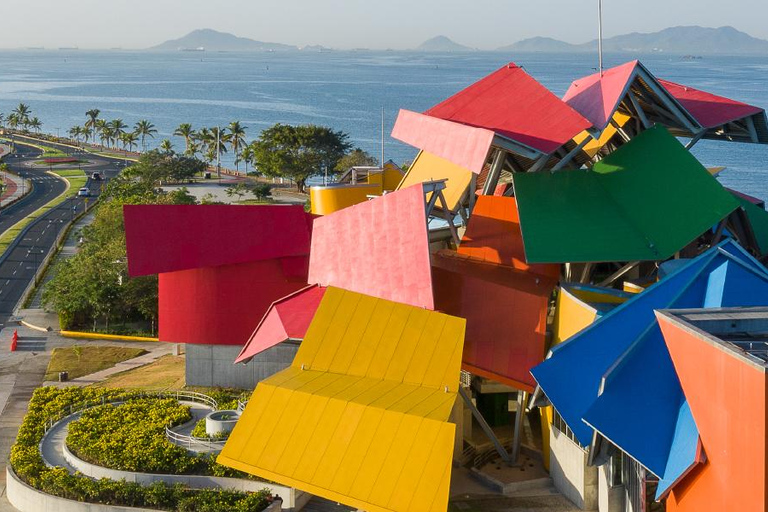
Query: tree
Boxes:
[
  {"xmin": 109, "ymin": 119, "xmax": 128, "ymax": 148},
  {"xmin": 68, "ymin": 126, "xmax": 83, "ymax": 142},
  {"xmin": 251, "ymin": 183, "xmax": 273, "ymax": 201},
  {"xmin": 0, "ymin": 113, "xmax": 5, "ymax": 129},
  {"xmin": 173, "ymin": 123, "xmax": 194, "ymax": 154},
  {"xmin": 334, "ymin": 148, "xmax": 378, "ymax": 173},
  {"xmin": 134, "ymin": 119, "xmax": 157, "ymax": 152},
  {"xmin": 6, "ymin": 114, "xmax": 19, "ymax": 130},
  {"xmin": 120, "ymin": 131, "xmax": 139, "ymax": 152},
  {"xmin": 159, "ymin": 139, "xmax": 174, "ymax": 154},
  {"xmin": 251, "ymin": 123, "xmax": 351, "ymax": 192},
  {"xmin": 12, "ymin": 103, "xmax": 31, "ymax": 131},
  {"xmin": 85, "ymin": 109, "xmax": 100, "ymax": 143},
  {"xmin": 225, "ymin": 182, "xmax": 249, "ymax": 202},
  {"xmin": 239, "ymin": 144, "xmax": 254, "ymax": 175},
  {"xmin": 28, "ymin": 117, "xmax": 42, "ymax": 133},
  {"xmin": 227, "ymin": 121, "xmax": 247, "ymax": 173}
]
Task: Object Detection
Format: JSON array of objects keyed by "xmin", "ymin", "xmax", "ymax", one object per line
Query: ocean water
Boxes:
[{"xmin": 0, "ymin": 50, "xmax": 766, "ymax": 198}]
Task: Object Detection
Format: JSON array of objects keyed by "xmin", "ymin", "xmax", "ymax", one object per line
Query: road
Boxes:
[{"xmin": 0, "ymin": 136, "xmax": 126, "ymax": 329}]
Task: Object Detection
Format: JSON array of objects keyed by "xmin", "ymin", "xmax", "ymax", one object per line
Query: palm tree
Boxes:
[
  {"xmin": 98, "ymin": 122, "xmax": 112, "ymax": 148},
  {"xmin": 85, "ymin": 109, "xmax": 100, "ymax": 142},
  {"xmin": 194, "ymin": 127, "xmax": 211, "ymax": 154},
  {"xmin": 173, "ymin": 123, "xmax": 194, "ymax": 154},
  {"xmin": 159, "ymin": 139, "xmax": 174, "ymax": 154},
  {"xmin": 0, "ymin": 113, "xmax": 5, "ymax": 129},
  {"xmin": 12, "ymin": 103, "xmax": 31, "ymax": 130},
  {"xmin": 120, "ymin": 131, "xmax": 139, "ymax": 152},
  {"xmin": 28, "ymin": 117, "xmax": 42, "ymax": 133},
  {"xmin": 227, "ymin": 121, "xmax": 247, "ymax": 173},
  {"xmin": 208, "ymin": 126, "xmax": 230, "ymax": 163},
  {"xmin": 134, "ymin": 119, "xmax": 157, "ymax": 152},
  {"xmin": 68, "ymin": 126, "xmax": 82, "ymax": 142},
  {"xmin": 7, "ymin": 114, "xmax": 20, "ymax": 130},
  {"xmin": 239, "ymin": 144, "xmax": 254, "ymax": 174},
  {"xmin": 185, "ymin": 140, "xmax": 201, "ymax": 158},
  {"xmin": 108, "ymin": 119, "xmax": 128, "ymax": 148}
]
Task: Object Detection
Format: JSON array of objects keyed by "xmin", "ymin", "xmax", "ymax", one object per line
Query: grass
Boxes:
[
  {"xmin": 50, "ymin": 169, "xmax": 86, "ymax": 177},
  {"xmin": 44, "ymin": 345, "xmax": 147, "ymax": 381},
  {"xmin": 0, "ymin": 173, "xmax": 89, "ymax": 255},
  {"xmin": 90, "ymin": 354, "xmax": 186, "ymax": 390}
]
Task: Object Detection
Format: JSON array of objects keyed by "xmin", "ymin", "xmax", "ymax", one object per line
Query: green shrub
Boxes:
[{"xmin": 10, "ymin": 386, "xmax": 271, "ymax": 511}]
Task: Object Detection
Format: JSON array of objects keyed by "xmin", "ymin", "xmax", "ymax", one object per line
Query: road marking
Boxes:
[{"xmin": 12, "ymin": 270, "xmax": 16, "ymax": 275}]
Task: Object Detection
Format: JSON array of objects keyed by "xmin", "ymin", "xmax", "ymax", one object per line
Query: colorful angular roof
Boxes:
[
  {"xmin": 397, "ymin": 150, "xmax": 473, "ymax": 212},
  {"xmin": 424, "ymin": 63, "xmax": 592, "ymax": 155},
  {"xmin": 218, "ymin": 287, "xmax": 466, "ymax": 512},
  {"xmin": 513, "ymin": 126, "xmax": 739, "ymax": 263},
  {"xmin": 308, "ymin": 184, "xmax": 434, "ymax": 309},
  {"xmin": 235, "ymin": 285, "xmax": 327, "ymax": 363},
  {"xmin": 532, "ymin": 240, "xmax": 768, "ymax": 499},
  {"xmin": 457, "ymin": 196, "xmax": 560, "ymax": 280},
  {"xmin": 733, "ymin": 192, "xmax": 768, "ymax": 256},
  {"xmin": 563, "ymin": 60, "xmax": 699, "ymax": 135},
  {"xmin": 391, "ymin": 109, "xmax": 496, "ymax": 174},
  {"xmin": 660, "ymin": 78, "xmax": 766, "ymax": 130},
  {"xmin": 124, "ymin": 204, "xmax": 313, "ymax": 276},
  {"xmin": 562, "ymin": 61, "xmax": 640, "ymax": 131}
]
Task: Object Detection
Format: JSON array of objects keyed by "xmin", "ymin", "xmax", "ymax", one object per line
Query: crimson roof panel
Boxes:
[{"xmin": 660, "ymin": 79, "xmax": 764, "ymax": 129}]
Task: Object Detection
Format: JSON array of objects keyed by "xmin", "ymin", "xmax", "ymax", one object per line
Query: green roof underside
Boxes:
[
  {"xmin": 514, "ymin": 126, "xmax": 739, "ymax": 264},
  {"xmin": 736, "ymin": 195, "xmax": 768, "ymax": 256}
]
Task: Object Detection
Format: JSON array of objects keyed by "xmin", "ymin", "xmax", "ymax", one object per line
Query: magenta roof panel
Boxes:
[
  {"xmin": 308, "ymin": 184, "xmax": 435, "ymax": 309},
  {"xmin": 124, "ymin": 204, "xmax": 312, "ymax": 277}
]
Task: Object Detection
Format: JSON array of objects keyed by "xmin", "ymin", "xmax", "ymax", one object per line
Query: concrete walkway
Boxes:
[{"xmin": 0, "ymin": 171, "xmax": 29, "ymax": 209}]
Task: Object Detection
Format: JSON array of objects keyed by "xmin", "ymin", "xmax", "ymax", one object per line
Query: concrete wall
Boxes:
[
  {"xmin": 186, "ymin": 342, "xmax": 298, "ymax": 389},
  {"xmin": 549, "ymin": 428, "xmax": 598, "ymax": 510},
  {"xmin": 598, "ymin": 463, "xmax": 625, "ymax": 512}
]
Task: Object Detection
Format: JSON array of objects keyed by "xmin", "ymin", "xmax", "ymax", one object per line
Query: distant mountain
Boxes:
[
  {"xmin": 150, "ymin": 29, "xmax": 296, "ymax": 52},
  {"xmin": 499, "ymin": 26, "xmax": 768, "ymax": 55},
  {"xmin": 417, "ymin": 36, "xmax": 474, "ymax": 52}
]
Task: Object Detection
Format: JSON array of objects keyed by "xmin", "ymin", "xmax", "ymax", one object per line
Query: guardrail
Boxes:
[{"xmin": 164, "ymin": 426, "xmax": 227, "ymax": 452}]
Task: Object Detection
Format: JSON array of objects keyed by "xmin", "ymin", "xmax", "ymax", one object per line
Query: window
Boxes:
[{"xmin": 609, "ymin": 451, "xmax": 624, "ymax": 487}]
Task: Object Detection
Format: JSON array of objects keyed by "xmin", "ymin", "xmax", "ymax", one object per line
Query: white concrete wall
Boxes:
[
  {"xmin": 63, "ymin": 444, "xmax": 306, "ymax": 510},
  {"xmin": 598, "ymin": 463, "xmax": 625, "ymax": 512},
  {"xmin": 549, "ymin": 428, "xmax": 598, "ymax": 510},
  {"xmin": 186, "ymin": 342, "xmax": 298, "ymax": 389}
]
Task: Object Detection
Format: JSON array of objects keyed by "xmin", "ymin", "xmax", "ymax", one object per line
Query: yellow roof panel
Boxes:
[
  {"xmin": 397, "ymin": 150, "xmax": 472, "ymax": 212},
  {"xmin": 219, "ymin": 287, "xmax": 466, "ymax": 512}
]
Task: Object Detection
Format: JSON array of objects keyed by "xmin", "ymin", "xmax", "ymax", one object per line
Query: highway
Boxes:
[{"xmin": 0, "ymin": 137, "xmax": 127, "ymax": 330}]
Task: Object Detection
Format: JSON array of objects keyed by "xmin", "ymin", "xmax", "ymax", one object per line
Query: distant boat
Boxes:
[{"xmin": 179, "ymin": 47, "xmax": 205, "ymax": 52}]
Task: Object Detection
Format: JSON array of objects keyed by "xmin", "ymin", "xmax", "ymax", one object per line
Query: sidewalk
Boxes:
[{"xmin": 0, "ymin": 171, "xmax": 30, "ymax": 209}]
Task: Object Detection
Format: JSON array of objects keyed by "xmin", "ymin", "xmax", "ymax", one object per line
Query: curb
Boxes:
[
  {"xmin": 20, "ymin": 319, "xmax": 53, "ymax": 333},
  {"xmin": 60, "ymin": 330, "xmax": 159, "ymax": 342}
]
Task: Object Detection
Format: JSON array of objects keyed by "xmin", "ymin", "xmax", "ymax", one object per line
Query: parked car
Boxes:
[
  {"xmin": 77, "ymin": 187, "xmax": 90, "ymax": 197},
  {"xmin": 91, "ymin": 172, "xmax": 102, "ymax": 180}
]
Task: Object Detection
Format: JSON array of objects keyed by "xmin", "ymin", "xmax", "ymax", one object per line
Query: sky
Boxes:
[{"xmin": 0, "ymin": 0, "xmax": 766, "ymax": 50}]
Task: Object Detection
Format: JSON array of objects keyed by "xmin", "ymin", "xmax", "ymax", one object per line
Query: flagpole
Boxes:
[{"xmin": 598, "ymin": 0, "xmax": 604, "ymax": 76}]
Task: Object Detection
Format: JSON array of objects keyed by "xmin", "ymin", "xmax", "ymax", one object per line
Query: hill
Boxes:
[
  {"xmin": 150, "ymin": 29, "xmax": 296, "ymax": 52},
  {"xmin": 499, "ymin": 26, "xmax": 768, "ymax": 55},
  {"xmin": 417, "ymin": 36, "xmax": 474, "ymax": 52}
]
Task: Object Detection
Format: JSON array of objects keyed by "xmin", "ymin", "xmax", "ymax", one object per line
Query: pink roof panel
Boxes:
[
  {"xmin": 236, "ymin": 285, "xmax": 326, "ymax": 363},
  {"xmin": 308, "ymin": 184, "xmax": 435, "ymax": 309},
  {"xmin": 659, "ymin": 79, "xmax": 764, "ymax": 128},
  {"xmin": 124, "ymin": 205, "xmax": 312, "ymax": 276},
  {"xmin": 424, "ymin": 63, "xmax": 591, "ymax": 155},
  {"xmin": 391, "ymin": 109, "xmax": 494, "ymax": 174},
  {"xmin": 562, "ymin": 60, "xmax": 639, "ymax": 131}
]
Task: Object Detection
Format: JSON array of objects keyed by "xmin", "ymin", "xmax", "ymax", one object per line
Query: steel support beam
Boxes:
[
  {"xmin": 551, "ymin": 137, "xmax": 590, "ymax": 171},
  {"xmin": 746, "ymin": 116, "xmax": 760, "ymax": 144},
  {"xmin": 482, "ymin": 149, "xmax": 505, "ymax": 195},
  {"xmin": 685, "ymin": 131, "xmax": 706, "ymax": 150},
  {"xmin": 628, "ymin": 91, "xmax": 651, "ymax": 129},
  {"xmin": 598, "ymin": 261, "xmax": 640, "ymax": 287},
  {"xmin": 458, "ymin": 387, "xmax": 512, "ymax": 464},
  {"xmin": 511, "ymin": 390, "xmax": 528, "ymax": 464}
]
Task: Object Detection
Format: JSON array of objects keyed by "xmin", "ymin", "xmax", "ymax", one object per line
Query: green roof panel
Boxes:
[
  {"xmin": 513, "ymin": 125, "xmax": 739, "ymax": 263},
  {"xmin": 735, "ymin": 195, "xmax": 768, "ymax": 256}
]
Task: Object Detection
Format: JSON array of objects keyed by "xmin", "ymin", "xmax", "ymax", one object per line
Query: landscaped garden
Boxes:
[{"xmin": 11, "ymin": 386, "xmax": 271, "ymax": 512}]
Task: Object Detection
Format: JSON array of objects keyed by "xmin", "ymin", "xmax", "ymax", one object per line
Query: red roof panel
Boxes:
[
  {"xmin": 432, "ymin": 252, "xmax": 555, "ymax": 391},
  {"xmin": 562, "ymin": 60, "xmax": 638, "ymax": 130},
  {"xmin": 236, "ymin": 285, "xmax": 326, "ymax": 363},
  {"xmin": 124, "ymin": 204, "xmax": 312, "ymax": 276},
  {"xmin": 424, "ymin": 63, "xmax": 591, "ymax": 155},
  {"xmin": 308, "ymin": 184, "xmax": 434, "ymax": 309},
  {"xmin": 659, "ymin": 79, "xmax": 764, "ymax": 129}
]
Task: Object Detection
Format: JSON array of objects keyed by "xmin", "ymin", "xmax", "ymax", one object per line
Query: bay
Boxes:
[{"xmin": 0, "ymin": 49, "xmax": 766, "ymax": 198}]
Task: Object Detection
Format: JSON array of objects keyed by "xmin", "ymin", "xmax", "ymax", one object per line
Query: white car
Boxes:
[{"xmin": 77, "ymin": 187, "xmax": 90, "ymax": 197}]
